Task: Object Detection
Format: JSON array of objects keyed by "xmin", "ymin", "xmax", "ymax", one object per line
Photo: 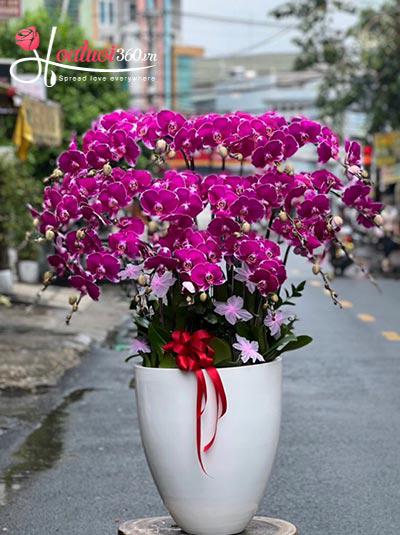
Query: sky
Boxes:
[{"xmin": 181, "ymin": 0, "xmax": 375, "ymax": 57}]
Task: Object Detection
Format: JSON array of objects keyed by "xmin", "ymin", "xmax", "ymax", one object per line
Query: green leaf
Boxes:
[
  {"xmin": 210, "ymin": 337, "xmax": 233, "ymax": 365},
  {"xmin": 158, "ymin": 352, "xmax": 177, "ymax": 368},
  {"xmin": 276, "ymin": 335, "xmax": 313, "ymax": 356}
]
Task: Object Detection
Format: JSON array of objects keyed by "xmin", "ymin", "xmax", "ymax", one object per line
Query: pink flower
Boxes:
[
  {"xmin": 131, "ymin": 338, "xmax": 151, "ymax": 355},
  {"xmin": 151, "ymin": 271, "xmax": 176, "ymax": 298},
  {"xmin": 214, "ymin": 296, "xmax": 252, "ymax": 325},
  {"xmin": 191, "ymin": 262, "xmax": 225, "ymax": 290},
  {"xmin": 234, "ymin": 263, "xmax": 256, "ymax": 293},
  {"xmin": 119, "ymin": 263, "xmax": 143, "ymax": 280},
  {"xmin": 233, "ymin": 335, "xmax": 264, "ymax": 364},
  {"xmin": 264, "ymin": 309, "xmax": 291, "ymax": 337}
]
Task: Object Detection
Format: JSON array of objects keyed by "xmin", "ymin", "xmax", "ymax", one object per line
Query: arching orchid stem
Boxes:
[
  {"xmin": 283, "ymin": 245, "xmax": 292, "ymax": 266},
  {"xmin": 159, "ymin": 298, "xmax": 164, "ymax": 325},
  {"xmin": 180, "ymin": 150, "xmax": 190, "ymax": 170},
  {"xmin": 318, "ymin": 268, "xmax": 342, "ymax": 308},
  {"xmin": 221, "ymin": 157, "xmax": 226, "ymax": 171},
  {"xmin": 334, "ymin": 239, "xmax": 381, "ymax": 292},
  {"xmin": 66, "ymin": 294, "xmax": 83, "ymax": 325}
]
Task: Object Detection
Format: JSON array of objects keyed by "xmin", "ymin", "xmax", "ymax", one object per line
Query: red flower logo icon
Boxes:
[{"xmin": 15, "ymin": 26, "xmax": 40, "ymax": 51}]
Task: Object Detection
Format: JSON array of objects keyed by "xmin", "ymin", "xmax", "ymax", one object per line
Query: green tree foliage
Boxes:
[
  {"xmin": 0, "ymin": 8, "xmax": 130, "ymax": 176},
  {"xmin": 272, "ymin": 0, "xmax": 400, "ymax": 134}
]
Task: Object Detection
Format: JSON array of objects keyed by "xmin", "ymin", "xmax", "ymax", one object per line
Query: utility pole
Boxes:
[{"xmin": 146, "ymin": 0, "xmax": 156, "ymax": 108}]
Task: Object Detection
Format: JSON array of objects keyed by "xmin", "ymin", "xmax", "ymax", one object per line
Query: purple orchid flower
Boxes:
[
  {"xmin": 141, "ymin": 189, "xmax": 179, "ymax": 217},
  {"xmin": 108, "ymin": 230, "xmax": 141, "ymax": 258},
  {"xmin": 69, "ymin": 273, "xmax": 100, "ymax": 300},
  {"xmin": 191, "ymin": 262, "xmax": 225, "ymax": 290},
  {"xmin": 86, "ymin": 252, "xmax": 120, "ymax": 282},
  {"xmin": 230, "ymin": 195, "xmax": 265, "ymax": 222},
  {"xmin": 58, "ymin": 150, "xmax": 87, "ymax": 174},
  {"xmin": 264, "ymin": 309, "xmax": 291, "ymax": 337}
]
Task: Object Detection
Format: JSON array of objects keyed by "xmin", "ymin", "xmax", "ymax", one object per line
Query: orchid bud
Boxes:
[
  {"xmin": 276, "ymin": 163, "xmax": 285, "ymax": 173},
  {"xmin": 295, "ymin": 221, "xmax": 302, "ymax": 229},
  {"xmin": 285, "ymin": 164, "xmax": 294, "ymax": 175},
  {"xmin": 279, "ymin": 210, "xmax": 288, "ymax": 222},
  {"xmin": 347, "ymin": 165, "xmax": 361, "ymax": 175},
  {"xmin": 167, "ymin": 149, "xmax": 176, "ymax": 159},
  {"xmin": 217, "ymin": 145, "xmax": 228, "ymax": 158},
  {"xmin": 43, "ymin": 271, "xmax": 53, "ymax": 284},
  {"xmin": 186, "ymin": 296, "xmax": 193, "ymax": 304},
  {"xmin": 374, "ymin": 214, "xmax": 383, "ymax": 226},
  {"xmin": 52, "ymin": 168, "xmax": 63, "ymax": 178},
  {"xmin": 72, "ymin": 303, "xmax": 79, "ymax": 312},
  {"xmin": 45, "ymin": 229, "xmax": 55, "ymax": 241},
  {"xmin": 68, "ymin": 295, "xmax": 78, "ymax": 306},
  {"xmin": 271, "ymin": 294, "xmax": 279, "ymax": 303},
  {"xmin": 138, "ymin": 274, "xmax": 147, "ymax": 286},
  {"xmin": 312, "ymin": 263, "xmax": 320, "ymax": 275},
  {"xmin": 361, "ymin": 169, "xmax": 369, "ymax": 178},
  {"xmin": 236, "ymin": 153, "xmax": 244, "ymax": 161},
  {"xmin": 103, "ymin": 163, "xmax": 112, "ymax": 176},
  {"xmin": 241, "ymin": 222, "xmax": 251, "ymax": 233},
  {"xmin": 148, "ymin": 221, "xmax": 158, "ymax": 233},
  {"xmin": 332, "ymin": 216, "xmax": 343, "ymax": 227},
  {"xmin": 76, "ymin": 228, "xmax": 86, "ymax": 240},
  {"xmin": 151, "ymin": 154, "xmax": 157, "ymax": 162},
  {"xmin": 156, "ymin": 139, "xmax": 167, "ymax": 153},
  {"xmin": 199, "ymin": 292, "xmax": 208, "ymax": 302},
  {"xmin": 262, "ymin": 302, "xmax": 269, "ymax": 310},
  {"xmin": 87, "ymin": 169, "xmax": 97, "ymax": 177},
  {"xmin": 33, "ymin": 217, "xmax": 39, "ymax": 228}
]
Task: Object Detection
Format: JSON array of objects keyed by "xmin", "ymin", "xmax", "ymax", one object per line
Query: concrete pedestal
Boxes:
[{"xmin": 118, "ymin": 516, "xmax": 297, "ymax": 535}]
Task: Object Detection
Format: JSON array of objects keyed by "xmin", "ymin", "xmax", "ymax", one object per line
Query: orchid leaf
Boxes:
[{"xmin": 210, "ymin": 337, "xmax": 232, "ymax": 365}]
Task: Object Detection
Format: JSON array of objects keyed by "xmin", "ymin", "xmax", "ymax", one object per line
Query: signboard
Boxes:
[
  {"xmin": 374, "ymin": 131, "xmax": 400, "ymax": 185},
  {"xmin": 12, "ymin": 74, "xmax": 47, "ymax": 101},
  {"xmin": 0, "ymin": 0, "xmax": 21, "ymax": 19}
]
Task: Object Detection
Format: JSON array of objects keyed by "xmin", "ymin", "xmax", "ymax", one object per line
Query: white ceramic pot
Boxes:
[
  {"xmin": 0, "ymin": 269, "xmax": 13, "ymax": 294},
  {"xmin": 135, "ymin": 359, "xmax": 282, "ymax": 535},
  {"xmin": 18, "ymin": 260, "xmax": 39, "ymax": 284}
]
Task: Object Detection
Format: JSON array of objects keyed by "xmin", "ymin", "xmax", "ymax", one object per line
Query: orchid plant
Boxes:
[{"xmin": 30, "ymin": 109, "xmax": 383, "ymax": 369}]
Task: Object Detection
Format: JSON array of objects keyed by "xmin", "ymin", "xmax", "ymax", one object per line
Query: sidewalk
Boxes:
[{"xmin": 0, "ymin": 283, "xmax": 129, "ymax": 391}]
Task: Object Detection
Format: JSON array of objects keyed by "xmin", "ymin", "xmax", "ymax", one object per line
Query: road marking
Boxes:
[
  {"xmin": 340, "ymin": 300, "xmax": 353, "ymax": 309},
  {"xmin": 309, "ymin": 280, "xmax": 321, "ymax": 287},
  {"xmin": 382, "ymin": 331, "xmax": 400, "ymax": 342},
  {"xmin": 357, "ymin": 313, "xmax": 376, "ymax": 322}
]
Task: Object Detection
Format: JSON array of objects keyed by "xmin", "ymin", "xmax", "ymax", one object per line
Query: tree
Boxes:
[
  {"xmin": 272, "ymin": 0, "xmax": 400, "ymax": 135},
  {"xmin": 0, "ymin": 8, "xmax": 130, "ymax": 177}
]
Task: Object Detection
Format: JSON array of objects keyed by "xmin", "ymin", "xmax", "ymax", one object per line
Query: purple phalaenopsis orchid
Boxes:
[{"xmin": 33, "ymin": 107, "xmax": 383, "ymax": 368}]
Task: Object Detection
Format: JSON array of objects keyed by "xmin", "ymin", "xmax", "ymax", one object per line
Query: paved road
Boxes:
[{"xmin": 0, "ymin": 263, "xmax": 399, "ymax": 534}]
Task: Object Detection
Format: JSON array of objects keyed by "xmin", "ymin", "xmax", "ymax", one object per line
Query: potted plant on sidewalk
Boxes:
[{"xmin": 30, "ymin": 109, "xmax": 383, "ymax": 535}]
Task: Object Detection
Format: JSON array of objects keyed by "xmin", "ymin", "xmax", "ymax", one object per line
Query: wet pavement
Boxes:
[{"xmin": 0, "ymin": 262, "xmax": 399, "ymax": 534}]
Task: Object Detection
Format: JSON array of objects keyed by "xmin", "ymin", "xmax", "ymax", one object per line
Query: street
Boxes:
[{"xmin": 0, "ymin": 263, "xmax": 399, "ymax": 535}]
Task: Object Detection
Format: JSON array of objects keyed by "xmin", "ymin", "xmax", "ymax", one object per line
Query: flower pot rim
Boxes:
[{"xmin": 134, "ymin": 357, "xmax": 281, "ymax": 374}]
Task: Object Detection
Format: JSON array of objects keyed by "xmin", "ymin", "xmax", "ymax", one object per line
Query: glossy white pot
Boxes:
[
  {"xmin": 18, "ymin": 260, "xmax": 39, "ymax": 284},
  {"xmin": 135, "ymin": 359, "xmax": 282, "ymax": 535}
]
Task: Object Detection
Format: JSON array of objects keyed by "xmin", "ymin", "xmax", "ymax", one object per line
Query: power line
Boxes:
[{"xmin": 133, "ymin": 9, "xmax": 294, "ymax": 29}]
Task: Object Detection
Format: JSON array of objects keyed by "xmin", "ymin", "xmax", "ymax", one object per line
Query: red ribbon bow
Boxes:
[{"xmin": 163, "ymin": 330, "xmax": 227, "ymax": 473}]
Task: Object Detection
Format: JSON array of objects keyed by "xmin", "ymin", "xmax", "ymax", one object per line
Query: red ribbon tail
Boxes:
[
  {"xmin": 203, "ymin": 366, "xmax": 228, "ymax": 453},
  {"xmin": 195, "ymin": 369, "xmax": 208, "ymax": 474}
]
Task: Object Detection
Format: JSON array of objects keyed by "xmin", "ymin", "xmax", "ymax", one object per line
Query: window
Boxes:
[
  {"xmin": 129, "ymin": 0, "xmax": 136, "ymax": 21},
  {"xmin": 109, "ymin": 1, "xmax": 114, "ymax": 23},
  {"xmin": 99, "ymin": 0, "xmax": 106, "ymax": 24}
]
